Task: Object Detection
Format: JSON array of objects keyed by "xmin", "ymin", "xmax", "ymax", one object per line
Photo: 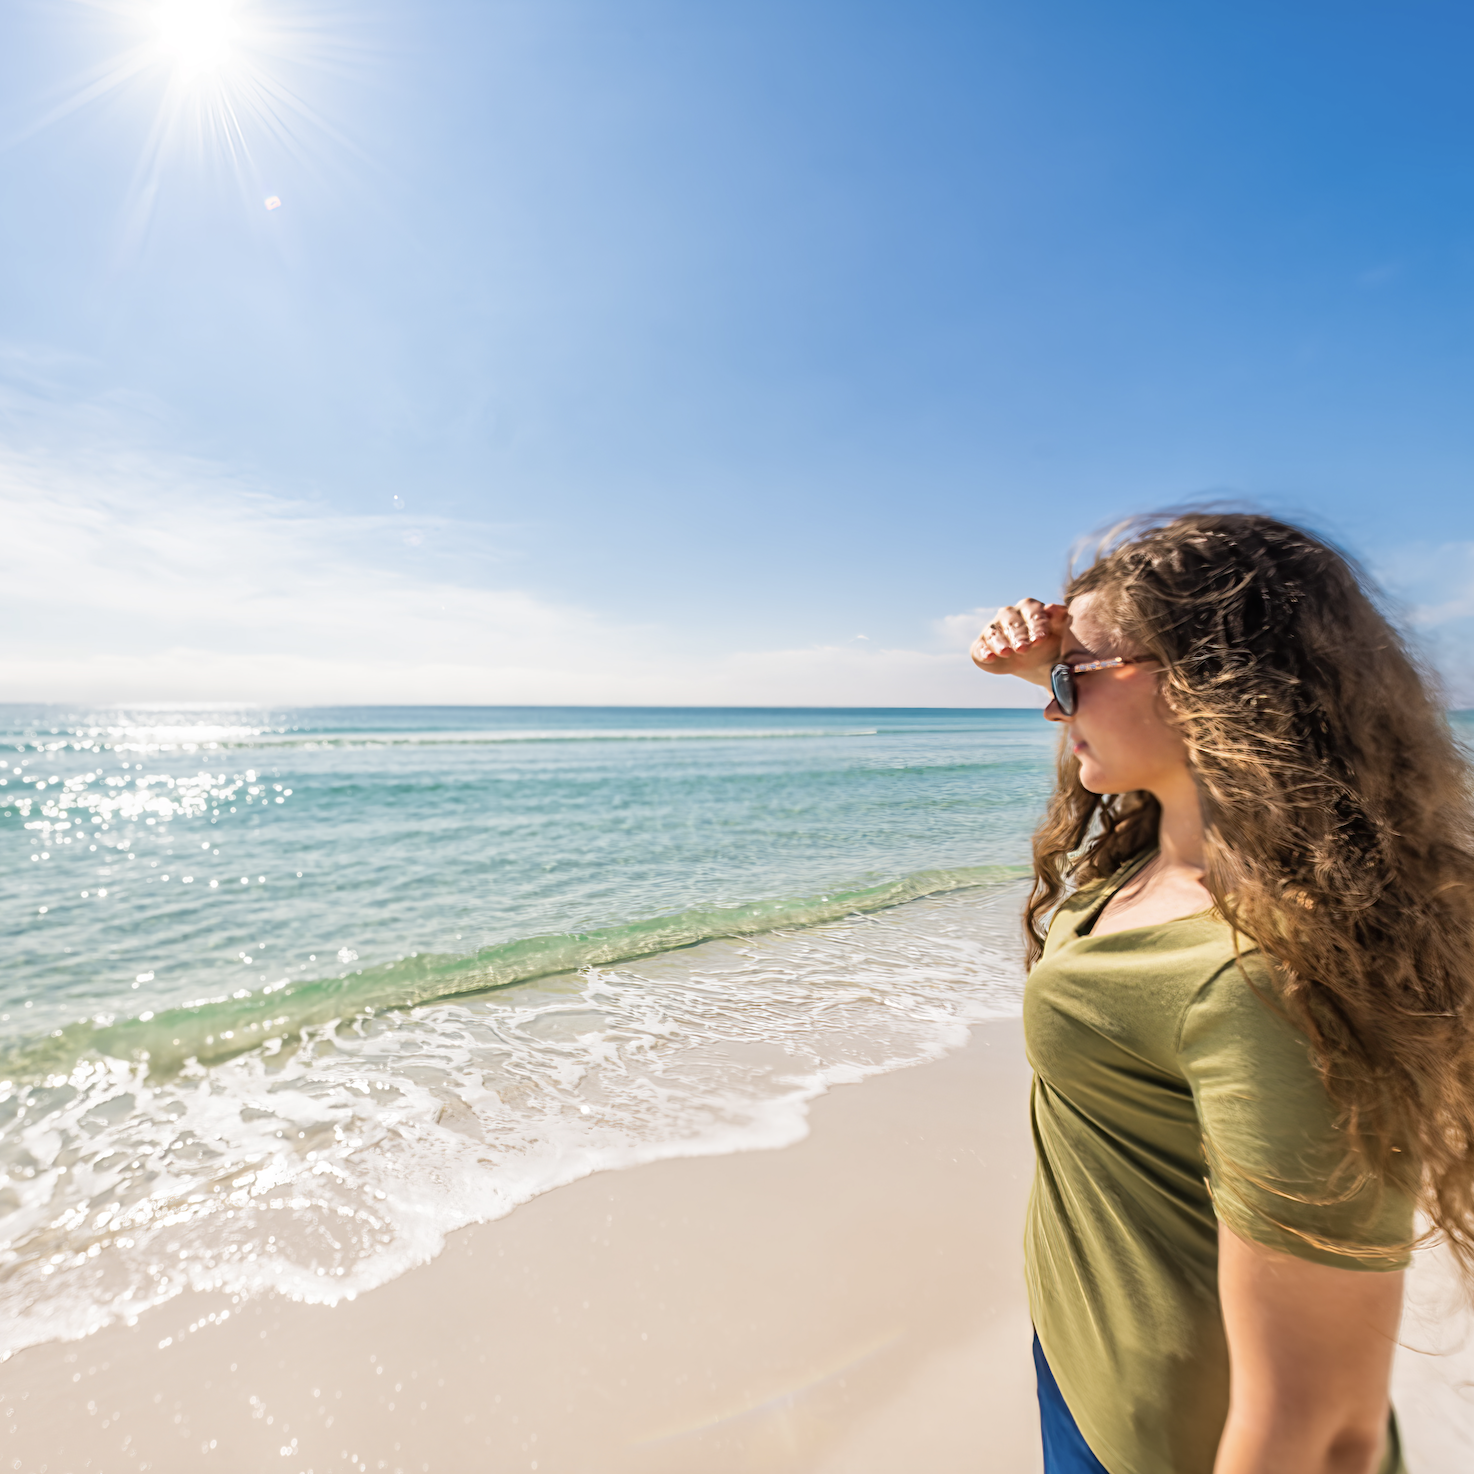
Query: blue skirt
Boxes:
[{"xmin": 1033, "ymin": 1333, "xmax": 1110, "ymax": 1474}]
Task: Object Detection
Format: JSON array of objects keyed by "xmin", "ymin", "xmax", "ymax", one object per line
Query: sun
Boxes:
[
  {"xmin": 154, "ymin": 0, "xmax": 242, "ymax": 77},
  {"xmin": 15, "ymin": 0, "xmax": 353, "ymax": 246}
]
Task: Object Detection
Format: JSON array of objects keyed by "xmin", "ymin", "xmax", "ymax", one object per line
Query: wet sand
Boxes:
[
  {"xmin": 0, "ymin": 1020, "xmax": 1040, "ymax": 1473},
  {"xmin": 3, "ymin": 1017, "xmax": 1470, "ymax": 1472}
]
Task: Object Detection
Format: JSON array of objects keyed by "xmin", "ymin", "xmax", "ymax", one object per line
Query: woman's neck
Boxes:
[
  {"xmin": 1153, "ymin": 771, "xmax": 1206, "ymax": 877},
  {"xmin": 1090, "ymin": 773, "xmax": 1212, "ymax": 936}
]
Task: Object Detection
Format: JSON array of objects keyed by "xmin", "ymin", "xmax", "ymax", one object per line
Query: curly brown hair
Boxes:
[{"xmin": 1025, "ymin": 510, "xmax": 1474, "ymax": 1269}]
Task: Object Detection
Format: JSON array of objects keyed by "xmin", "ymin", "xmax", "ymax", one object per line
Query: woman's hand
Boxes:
[{"xmin": 969, "ymin": 599, "xmax": 1067, "ymax": 688}]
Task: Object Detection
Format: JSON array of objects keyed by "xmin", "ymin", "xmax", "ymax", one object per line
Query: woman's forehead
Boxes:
[
  {"xmin": 1062, "ymin": 592, "xmax": 1120, "ymax": 655},
  {"xmin": 1063, "ymin": 591, "xmax": 1102, "ymax": 636}
]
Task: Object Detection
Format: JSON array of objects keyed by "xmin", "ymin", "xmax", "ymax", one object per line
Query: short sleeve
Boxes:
[{"xmin": 1178, "ymin": 954, "xmax": 1413, "ymax": 1270}]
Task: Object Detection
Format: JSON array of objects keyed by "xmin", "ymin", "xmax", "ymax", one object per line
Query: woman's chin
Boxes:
[{"xmin": 1077, "ymin": 762, "xmax": 1126, "ymax": 796}]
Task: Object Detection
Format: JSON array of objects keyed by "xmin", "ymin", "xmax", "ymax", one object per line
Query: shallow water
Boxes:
[{"xmin": 0, "ymin": 704, "xmax": 1053, "ymax": 1357}]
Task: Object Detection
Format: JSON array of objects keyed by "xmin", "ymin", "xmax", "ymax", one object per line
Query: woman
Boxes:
[{"xmin": 971, "ymin": 512, "xmax": 1474, "ymax": 1474}]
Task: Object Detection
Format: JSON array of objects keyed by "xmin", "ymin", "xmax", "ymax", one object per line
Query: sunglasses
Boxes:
[{"xmin": 1049, "ymin": 656, "xmax": 1156, "ymax": 717}]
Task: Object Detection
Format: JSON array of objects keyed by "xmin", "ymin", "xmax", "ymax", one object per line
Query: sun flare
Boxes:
[
  {"xmin": 154, "ymin": 0, "xmax": 242, "ymax": 77},
  {"xmin": 17, "ymin": 0, "xmax": 349, "ymax": 247}
]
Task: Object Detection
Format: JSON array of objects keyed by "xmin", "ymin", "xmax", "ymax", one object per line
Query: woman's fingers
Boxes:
[
  {"xmin": 977, "ymin": 601, "xmax": 1044, "ymax": 659},
  {"xmin": 971, "ymin": 599, "xmax": 1066, "ymax": 680},
  {"xmin": 977, "ymin": 622, "xmax": 1004, "ymax": 659},
  {"xmin": 1019, "ymin": 597, "xmax": 1053, "ymax": 640},
  {"xmin": 981, "ymin": 620, "xmax": 1016, "ymax": 659},
  {"xmin": 978, "ymin": 612, "xmax": 1016, "ymax": 660}
]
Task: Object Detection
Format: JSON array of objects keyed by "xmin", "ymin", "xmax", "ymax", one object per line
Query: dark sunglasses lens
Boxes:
[{"xmin": 1051, "ymin": 666, "xmax": 1075, "ymax": 715}]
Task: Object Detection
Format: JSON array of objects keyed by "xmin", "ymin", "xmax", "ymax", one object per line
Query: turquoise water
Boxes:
[{"xmin": 0, "ymin": 704, "xmax": 1054, "ymax": 1356}]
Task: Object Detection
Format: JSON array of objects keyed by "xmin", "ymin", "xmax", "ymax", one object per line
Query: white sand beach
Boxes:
[{"xmin": 2, "ymin": 1019, "xmax": 1471, "ymax": 1472}]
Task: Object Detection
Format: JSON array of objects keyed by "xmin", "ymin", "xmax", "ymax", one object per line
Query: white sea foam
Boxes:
[{"xmin": 0, "ymin": 884, "xmax": 1026, "ymax": 1359}]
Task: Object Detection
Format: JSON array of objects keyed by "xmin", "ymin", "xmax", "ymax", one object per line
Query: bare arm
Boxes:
[{"xmin": 1214, "ymin": 1222, "xmax": 1404, "ymax": 1474}]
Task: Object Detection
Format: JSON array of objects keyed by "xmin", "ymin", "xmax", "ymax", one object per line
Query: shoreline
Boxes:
[
  {"xmin": 0, "ymin": 879, "xmax": 1031, "ymax": 1367},
  {"xmin": 3, "ymin": 1018, "xmax": 1471, "ymax": 1472},
  {"xmin": 1, "ymin": 1019, "xmax": 1042, "ymax": 1473}
]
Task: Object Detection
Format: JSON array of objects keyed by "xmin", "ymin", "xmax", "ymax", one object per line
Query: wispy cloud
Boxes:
[
  {"xmin": 1376, "ymin": 541, "xmax": 1474, "ymax": 627},
  {"xmin": 11, "ymin": 400, "xmax": 1462, "ymax": 711},
  {"xmin": 0, "ymin": 431, "xmax": 1040, "ymax": 708},
  {"xmin": 934, "ymin": 608, "xmax": 990, "ymax": 652},
  {"xmin": 1374, "ymin": 541, "xmax": 1474, "ymax": 708}
]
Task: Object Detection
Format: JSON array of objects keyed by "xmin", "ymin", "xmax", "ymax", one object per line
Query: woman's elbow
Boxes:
[
  {"xmin": 1218, "ymin": 1406, "xmax": 1390, "ymax": 1474},
  {"xmin": 1323, "ymin": 1421, "xmax": 1390, "ymax": 1474}
]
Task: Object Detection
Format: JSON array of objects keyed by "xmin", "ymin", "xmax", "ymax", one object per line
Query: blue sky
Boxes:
[{"xmin": 3, "ymin": 0, "xmax": 1473, "ymax": 705}]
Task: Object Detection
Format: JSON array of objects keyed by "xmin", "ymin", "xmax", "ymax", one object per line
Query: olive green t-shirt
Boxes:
[{"xmin": 1024, "ymin": 851, "xmax": 1413, "ymax": 1474}]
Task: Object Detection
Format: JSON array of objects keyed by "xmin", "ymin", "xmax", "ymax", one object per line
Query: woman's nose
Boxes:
[{"xmin": 1043, "ymin": 699, "xmax": 1066, "ymax": 723}]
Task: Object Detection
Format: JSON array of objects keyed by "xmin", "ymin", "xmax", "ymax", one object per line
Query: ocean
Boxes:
[{"xmin": 0, "ymin": 704, "xmax": 1055, "ymax": 1359}]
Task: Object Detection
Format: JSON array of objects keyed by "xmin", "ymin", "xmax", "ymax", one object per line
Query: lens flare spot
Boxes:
[{"xmin": 264, "ymin": 195, "xmax": 282, "ymax": 210}]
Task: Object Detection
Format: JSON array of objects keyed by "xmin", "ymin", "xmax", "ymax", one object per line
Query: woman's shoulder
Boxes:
[
  {"xmin": 1179, "ymin": 948, "xmax": 1415, "ymax": 1269},
  {"xmin": 1176, "ymin": 946, "xmax": 1330, "ymax": 1103},
  {"xmin": 1180, "ymin": 943, "xmax": 1283, "ymax": 1026}
]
